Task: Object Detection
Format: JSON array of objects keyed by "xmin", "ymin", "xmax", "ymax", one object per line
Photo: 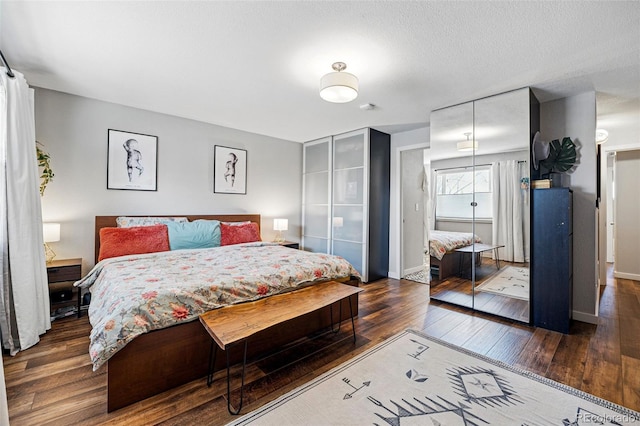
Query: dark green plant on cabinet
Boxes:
[{"xmin": 540, "ymin": 137, "xmax": 576, "ymax": 174}]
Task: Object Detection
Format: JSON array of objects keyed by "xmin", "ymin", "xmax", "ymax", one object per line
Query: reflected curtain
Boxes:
[
  {"xmin": 491, "ymin": 161, "xmax": 526, "ymax": 262},
  {"xmin": 0, "ymin": 69, "xmax": 50, "ymax": 356}
]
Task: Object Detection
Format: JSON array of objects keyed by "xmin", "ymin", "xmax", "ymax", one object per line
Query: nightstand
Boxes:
[
  {"xmin": 47, "ymin": 258, "xmax": 82, "ymax": 319},
  {"xmin": 278, "ymin": 241, "xmax": 299, "ymax": 249}
]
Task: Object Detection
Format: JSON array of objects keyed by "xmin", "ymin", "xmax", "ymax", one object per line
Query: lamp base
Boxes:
[
  {"xmin": 44, "ymin": 243, "xmax": 56, "ymax": 264},
  {"xmin": 273, "ymin": 231, "xmax": 286, "ymax": 243}
]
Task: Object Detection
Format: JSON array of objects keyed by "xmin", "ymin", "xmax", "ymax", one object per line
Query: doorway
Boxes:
[{"xmin": 400, "ymin": 148, "xmax": 428, "ymax": 283}]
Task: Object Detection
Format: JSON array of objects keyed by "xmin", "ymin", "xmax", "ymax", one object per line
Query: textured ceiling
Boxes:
[{"xmin": 1, "ymin": 1, "xmax": 639, "ymax": 142}]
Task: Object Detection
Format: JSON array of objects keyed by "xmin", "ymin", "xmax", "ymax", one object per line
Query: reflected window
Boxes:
[{"xmin": 436, "ymin": 167, "xmax": 492, "ymax": 219}]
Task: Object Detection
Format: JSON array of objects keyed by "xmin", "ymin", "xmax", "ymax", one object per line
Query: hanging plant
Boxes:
[{"xmin": 36, "ymin": 143, "xmax": 54, "ymax": 196}]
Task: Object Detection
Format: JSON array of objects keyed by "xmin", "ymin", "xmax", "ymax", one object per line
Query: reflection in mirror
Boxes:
[
  {"xmin": 427, "ymin": 88, "xmax": 534, "ymax": 323},
  {"xmin": 428, "ymin": 102, "xmax": 475, "ymax": 309},
  {"xmin": 471, "ymin": 90, "xmax": 531, "ymax": 323}
]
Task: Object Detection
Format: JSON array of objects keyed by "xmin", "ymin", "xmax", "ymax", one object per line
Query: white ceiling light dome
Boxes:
[
  {"xmin": 457, "ymin": 132, "xmax": 478, "ymax": 152},
  {"xmin": 320, "ymin": 62, "xmax": 358, "ymax": 103},
  {"xmin": 596, "ymin": 128, "xmax": 609, "ymax": 144}
]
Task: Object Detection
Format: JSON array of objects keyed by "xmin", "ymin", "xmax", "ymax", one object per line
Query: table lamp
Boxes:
[
  {"xmin": 273, "ymin": 218, "xmax": 288, "ymax": 243},
  {"xmin": 43, "ymin": 222, "xmax": 60, "ymax": 263}
]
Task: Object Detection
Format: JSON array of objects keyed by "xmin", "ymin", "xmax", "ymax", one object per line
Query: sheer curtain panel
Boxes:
[
  {"xmin": 491, "ymin": 161, "xmax": 526, "ymax": 263},
  {"xmin": 0, "ymin": 69, "xmax": 50, "ymax": 357}
]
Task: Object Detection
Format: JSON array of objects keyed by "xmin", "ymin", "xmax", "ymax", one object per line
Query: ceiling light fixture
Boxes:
[
  {"xmin": 596, "ymin": 128, "xmax": 609, "ymax": 144},
  {"xmin": 320, "ymin": 62, "xmax": 358, "ymax": 103},
  {"xmin": 457, "ymin": 132, "xmax": 478, "ymax": 152}
]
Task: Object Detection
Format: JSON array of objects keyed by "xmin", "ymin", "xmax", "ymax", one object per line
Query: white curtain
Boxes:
[
  {"xmin": 428, "ymin": 168, "xmax": 437, "ymax": 231},
  {"xmin": 0, "ymin": 69, "xmax": 50, "ymax": 357},
  {"xmin": 491, "ymin": 161, "xmax": 526, "ymax": 263}
]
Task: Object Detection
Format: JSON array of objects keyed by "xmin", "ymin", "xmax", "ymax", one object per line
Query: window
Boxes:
[{"xmin": 436, "ymin": 167, "xmax": 492, "ymax": 219}]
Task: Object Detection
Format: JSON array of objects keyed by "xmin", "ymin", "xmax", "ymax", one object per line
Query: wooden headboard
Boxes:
[{"xmin": 94, "ymin": 214, "xmax": 261, "ymax": 263}]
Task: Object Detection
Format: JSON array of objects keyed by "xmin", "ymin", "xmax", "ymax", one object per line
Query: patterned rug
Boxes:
[
  {"xmin": 475, "ymin": 265, "xmax": 529, "ymax": 300},
  {"xmin": 404, "ymin": 269, "xmax": 429, "ymax": 284},
  {"xmin": 229, "ymin": 329, "xmax": 639, "ymax": 425}
]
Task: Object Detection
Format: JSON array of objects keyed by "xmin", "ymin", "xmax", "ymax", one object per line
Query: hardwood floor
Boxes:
[
  {"xmin": 430, "ymin": 258, "xmax": 530, "ymax": 322},
  {"xmin": 4, "ymin": 269, "xmax": 639, "ymax": 425}
]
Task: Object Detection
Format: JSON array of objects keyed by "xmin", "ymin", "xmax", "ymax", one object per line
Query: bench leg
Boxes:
[
  {"xmin": 226, "ymin": 340, "xmax": 248, "ymax": 415},
  {"xmin": 329, "ymin": 301, "xmax": 343, "ymax": 334},
  {"xmin": 207, "ymin": 340, "xmax": 218, "ymax": 387},
  {"xmin": 349, "ymin": 296, "xmax": 356, "ymax": 343},
  {"xmin": 330, "ymin": 298, "xmax": 357, "ymax": 343}
]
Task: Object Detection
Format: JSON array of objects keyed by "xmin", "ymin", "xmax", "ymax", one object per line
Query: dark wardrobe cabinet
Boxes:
[{"xmin": 531, "ymin": 188, "xmax": 573, "ymax": 333}]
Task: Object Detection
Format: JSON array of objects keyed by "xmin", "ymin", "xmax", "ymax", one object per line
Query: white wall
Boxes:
[
  {"xmin": 541, "ymin": 91, "xmax": 598, "ymax": 322},
  {"xmin": 35, "ymin": 89, "xmax": 302, "ymax": 273},
  {"xmin": 389, "ymin": 127, "xmax": 429, "ymax": 279},
  {"xmin": 614, "ymin": 149, "xmax": 640, "ymax": 280}
]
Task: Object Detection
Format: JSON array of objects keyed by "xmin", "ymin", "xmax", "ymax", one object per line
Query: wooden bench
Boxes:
[{"xmin": 199, "ymin": 280, "xmax": 363, "ymax": 414}]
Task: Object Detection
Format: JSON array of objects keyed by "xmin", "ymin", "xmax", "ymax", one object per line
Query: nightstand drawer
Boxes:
[{"xmin": 47, "ymin": 265, "xmax": 81, "ymax": 283}]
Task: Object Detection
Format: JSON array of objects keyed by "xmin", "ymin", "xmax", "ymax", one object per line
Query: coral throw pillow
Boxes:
[
  {"xmin": 220, "ymin": 222, "xmax": 261, "ymax": 246},
  {"xmin": 98, "ymin": 224, "xmax": 170, "ymax": 261}
]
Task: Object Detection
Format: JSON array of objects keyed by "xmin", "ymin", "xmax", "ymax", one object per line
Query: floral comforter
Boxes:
[
  {"xmin": 75, "ymin": 242, "xmax": 359, "ymax": 371},
  {"xmin": 428, "ymin": 230, "xmax": 482, "ymax": 260}
]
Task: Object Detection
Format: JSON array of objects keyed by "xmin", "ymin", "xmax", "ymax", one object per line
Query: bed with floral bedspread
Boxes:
[
  {"xmin": 428, "ymin": 230, "xmax": 482, "ymax": 260},
  {"xmin": 75, "ymin": 242, "xmax": 359, "ymax": 371}
]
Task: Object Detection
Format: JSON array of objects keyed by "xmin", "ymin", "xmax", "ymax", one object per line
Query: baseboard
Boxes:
[
  {"xmin": 572, "ymin": 310, "xmax": 598, "ymax": 325},
  {"xmin": 388, "ymin": 271, "xmax": 400, "ymax": 280},
  {"xmin": 613, "ymin": 271, "xmax": 640, "ymax": 281},
  {"xmin": 403, "ymin": 265, "xmax": 425, "ymax": 276}
]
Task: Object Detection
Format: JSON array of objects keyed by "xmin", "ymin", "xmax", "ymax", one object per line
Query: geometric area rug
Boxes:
[
  {"xmin": 404, "ymin": 269, "xmax": 430, "ymax": 285},
  {"xmin": 475, "ymin": 266, "xmax": 530, "ymax": 301},
  {"xmin": 229, "ymin": 329, "xmax": 639, "ymax": 425}
]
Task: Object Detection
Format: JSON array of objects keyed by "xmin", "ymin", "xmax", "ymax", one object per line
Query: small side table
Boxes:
[
  {"xmin": 278, "ymin": 241, "xmax": 299, "ymax": 249},
  {"xmin": 46, "ymin": 258, "xmax": 82, "ymax": 319}
]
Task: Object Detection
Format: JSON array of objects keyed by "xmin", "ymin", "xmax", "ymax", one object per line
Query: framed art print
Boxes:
[
  {"xmin": 107, "ymin": 129, "xmax": 158, "ymax": 191},
  {"xmin": 213, "ymin": 145, "xmax": 247, "ymax": 194}
]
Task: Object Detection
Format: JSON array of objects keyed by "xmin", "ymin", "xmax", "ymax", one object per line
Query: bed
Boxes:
[
  {"xmin": 428, "ymin": 230, "xmax": 482, "ymax": 279},
  {"xmin": 83, "ymin": 214, "xmax": 361, "ymax": 412}
]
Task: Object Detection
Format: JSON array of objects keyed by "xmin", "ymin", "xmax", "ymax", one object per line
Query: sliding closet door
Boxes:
[
  {"xmin": 302, "ymin": 138, "xmax": 332, "ymax": 253},
  {"xmin": 331, "ymin": 129, "xmax": 368, "ymax": 280},
  {"xmin": 429, "ymin": 102, "xmax": 475, "ymax": 309},
  {"xmin": 472, "ymin": 88, "xmax": 532, "ymax": 323}
]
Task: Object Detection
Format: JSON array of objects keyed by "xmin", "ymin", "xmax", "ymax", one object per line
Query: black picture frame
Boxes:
[
  {"xmin": 213, "ymin": 145, "xmax": 247, "ymax": 194},
  {"xmin": 107, "ymin": 129, "xmax": 158, "ymax": 191}
]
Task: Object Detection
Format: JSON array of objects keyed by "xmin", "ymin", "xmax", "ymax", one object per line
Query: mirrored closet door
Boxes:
[{"xmin": 428, "ymin": 88, "xmax": 539, "ymax": 323}]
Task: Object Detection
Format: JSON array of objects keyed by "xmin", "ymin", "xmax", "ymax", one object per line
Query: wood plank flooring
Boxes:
[
  {"xmin": 4, "ymin": 268, "xmax": 639, "ymax": 425},
  {"xmin": 430, "ymin": 258, "xmax": 530, "ymax": 322}
]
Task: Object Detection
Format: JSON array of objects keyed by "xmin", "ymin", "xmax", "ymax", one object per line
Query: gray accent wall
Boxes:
[
  {"xmin": 541, "ymin": 91, "xmax": 598, "ymax": 322},
  {"xmin": 35, "ymin": 89, "xmax": 302, "ymax": 273}
]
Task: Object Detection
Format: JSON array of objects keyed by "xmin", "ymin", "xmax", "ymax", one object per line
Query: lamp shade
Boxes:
[
  {"xmin": 320, "ymin": 62, "xmax": 358, "ymax": 103},
  {"xmin": 273, "ymin": 218, "xmax": 288, "ymax": 231},
  {"xmin": 43, "ymin": 223, "xmax": 60, "ymax": 243},
  {"xmin": 456, "ymin": 140, "xmax": 478, "ymax": 152},
  {"xmin": 457, "ymin": 132, "xmax": 478, "ymax": 152}
]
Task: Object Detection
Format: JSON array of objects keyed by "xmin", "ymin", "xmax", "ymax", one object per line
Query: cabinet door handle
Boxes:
[{"xmin": 470, "ymin": 202, "xmax": 477, "ymax": 207}]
